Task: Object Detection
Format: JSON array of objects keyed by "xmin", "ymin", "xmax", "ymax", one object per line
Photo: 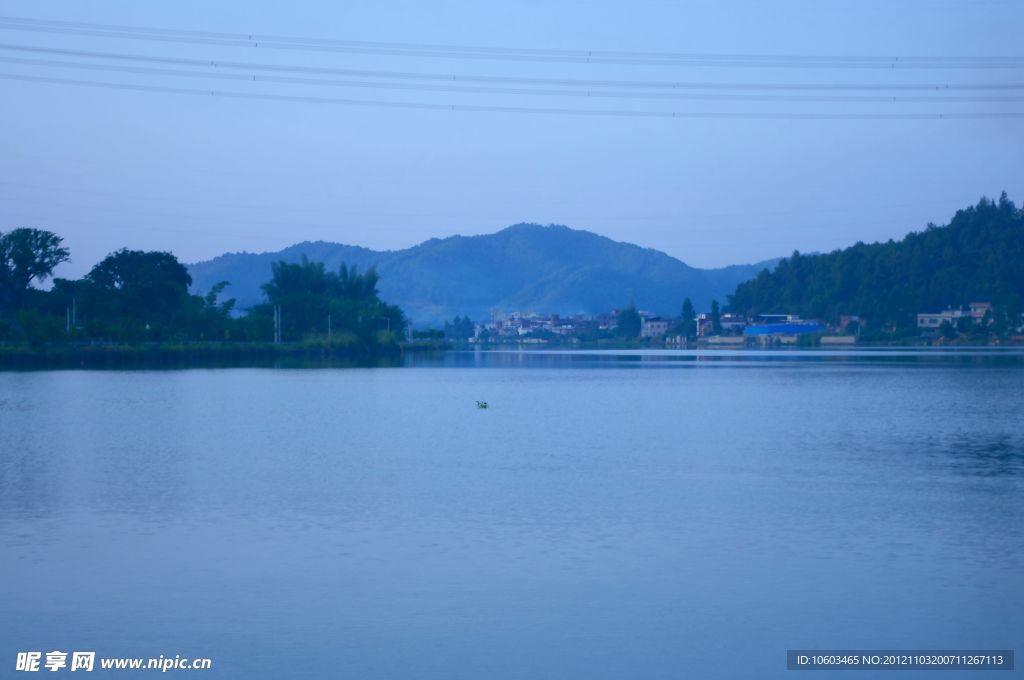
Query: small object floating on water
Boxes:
[{"xmin": 476, "ymin": 400, "xmax": 489, "ymax": 409}]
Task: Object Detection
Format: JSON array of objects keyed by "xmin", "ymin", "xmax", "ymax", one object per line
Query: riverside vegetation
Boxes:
[
  {"xmin": 0, "ymin": 237, "xmax": 406, "ymax": 367},
  {"xmin": 728, "ymin": 193, "xmax": 1024, "ymax": 341},
  {"xmin": 1, "ymin": 194, "xmax": 1021, "ymax": 365}
]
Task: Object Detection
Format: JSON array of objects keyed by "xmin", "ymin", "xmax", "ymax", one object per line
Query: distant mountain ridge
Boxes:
[{"xmin": 188, "ymin": 224, "xmax": 779, "ymax": 325}]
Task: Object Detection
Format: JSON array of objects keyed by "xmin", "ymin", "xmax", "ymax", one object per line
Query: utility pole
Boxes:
[
  {"xmin": 328, "ymin": 313, "xmax": 332, "ymax": 339},
  {"xmin": 273, "ymin": 305, "xmax": 282, "ymax": 344}
]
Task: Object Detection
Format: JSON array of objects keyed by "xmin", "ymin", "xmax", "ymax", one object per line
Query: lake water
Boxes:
[{"xmin": 1, "ymin": 349, "xmax": 1022, "ymax": 678}]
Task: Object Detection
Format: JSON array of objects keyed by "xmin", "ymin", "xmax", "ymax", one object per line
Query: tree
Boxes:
[
  {"xmin": 679, "ymin": 298, "xmax": 696, "ymax": 339},
  {"xmin": 0, "ymin": 228, "xmax": 70, "ymax": 314},
  {"xmin": 0, "ymin": 240, "xmax": 410, "ymax": 349},
  {"xmin": 727, "ymin": 195, "xmax": 1023, "ymax": 333},
  {"xmin": 86, "ymin": 249, "xmax": 193, "ymax": 339},
  {"xmin": 444, "ymin": 315, "xmax": 475, "ymax": 341},
  {"xmin": 260, "ymin": 257, "xmax": 332, "ymax": 338},
  {"xmin": 189, "ymin": 281, "xmax": 237, "ymax": 340},
  {"xmin": 616, "ymin": 305, "xmax": 641, "ymax": 338},
  {"xmin": 710, "ymin": 299, "xmax": 722, "ymax": 334},
  {"xmin": 258, "ymin": 257, "xmax": 405, "ymax": 342}
]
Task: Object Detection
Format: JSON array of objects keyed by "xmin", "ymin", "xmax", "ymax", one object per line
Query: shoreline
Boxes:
[
  {"xmin": 0, "ymin": 341, "xmax": 414, "ymax": 370},
  {"xmin": 1, "ymin": 339, "xmax": 1019, "ymax": 370}
]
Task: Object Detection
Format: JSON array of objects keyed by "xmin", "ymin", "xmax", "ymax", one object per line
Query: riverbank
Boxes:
[
  {"xmin": 4, "ymin": 337, "xmax": 1018, "ymax": 370},
  {"xmin": 0, "ymin": 340, "xmax": 419, "ymax": 370},
  {"xmin": 446, "ymin": 336, "xmax": 1024, "ymax": 350}
]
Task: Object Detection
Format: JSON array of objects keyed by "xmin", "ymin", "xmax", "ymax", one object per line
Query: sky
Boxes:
[{"xmin": 0, "ymin": 0, "xmax": 1022, "ymax": 282}]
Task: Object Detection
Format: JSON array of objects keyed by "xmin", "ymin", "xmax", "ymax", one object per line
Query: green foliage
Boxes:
[
  {"xmin": 189, "ymin": 280, "xmax": 238, "ymax": 341},
  {"xmin": 17, "ymin": 308, "xmax": 65, "ymax": 347},
  {"xmin": 84, "ymin": 249, "xmax": 194, "ymax": 340},
  {"xmin": 255, "ymin": 256, "xmax": 405, "ymax": 342},
  {"xmin": 710, "ymin": 299, "xmax": 721, "ymax": 334},
  {"xmin": 47, "ymin": 249, "xmax": 233, "ymax": 342},
  {"xmin": 0, "ymin": 235, "xmax": 406, "ymax": 352},
  {"xmin": 616, "ymin": 305, "xmax": 641, "ymax": 338},
  {"xmin": 443, "ymin": 316, "xmax": 474, "ymax": 341},
  {"xmin": 0, "ymin": 228, "xmax": 70, "ymax": 315},
  {"xmin": 673, "ymin": 298, "xmax": 697, "ymax": 338},
  {"xmin": 728, "ymin": 194, "xmax": 1024, "ymax": 332}
]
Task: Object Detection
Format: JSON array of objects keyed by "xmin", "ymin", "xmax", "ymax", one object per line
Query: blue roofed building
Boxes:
[{"xmin": 744, "ymin": 320, "xmax": 827, "ymax": 344}]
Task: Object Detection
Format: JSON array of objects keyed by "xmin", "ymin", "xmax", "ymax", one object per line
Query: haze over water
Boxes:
[{"xmin": 1, "ymin": 350, "xmax": 1022, "ymax": 678}]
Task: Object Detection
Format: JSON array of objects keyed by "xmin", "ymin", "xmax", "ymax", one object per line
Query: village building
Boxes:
[
  {"xmin": 743, "ymin": 319, "xmax": 827, "ymax": 344},
  {"xmin": 916, "ymin": 303, "xmax": 991, "ymax": 330},
  {"xmin": 640, "ymin": 317, "xmax": 670, "ymax": 338}
]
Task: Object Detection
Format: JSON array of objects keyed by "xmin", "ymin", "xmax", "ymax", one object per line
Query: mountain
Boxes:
[
  {"xmin": 728, "ymin": 194, "xmax": 1024, "ymax": 329},
  {"xmin": 188, "ymin": 224, "xmax": 779, "ymax": 325}
]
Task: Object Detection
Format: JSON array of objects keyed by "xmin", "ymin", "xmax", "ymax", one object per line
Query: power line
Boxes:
[
  {"xmin": 2, "ymin": 43, "xmax": 1015, "ymax": 92},
  {"xmin": 1, "ymin": 15, "xmax": 1022, "ymax": 68},
  {"xmin": 3, "ymin": 44, "xmax": 1020, "ymax": 92},
  {"xmin": 5, "ymin": 55, "xmax": 1021, "ymax": 103},
  {"xmin": 5, "ymin": 72, "xmax": 1023, "ymax": 119}
]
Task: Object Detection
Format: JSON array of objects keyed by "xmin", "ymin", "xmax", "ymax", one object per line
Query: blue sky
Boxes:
[{"xmin": 0, "ymin": 0, "xmax": 1021, "ymax": 281}]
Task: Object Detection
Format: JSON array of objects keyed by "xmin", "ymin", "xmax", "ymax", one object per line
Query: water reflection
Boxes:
[
  {"xmin": 405, "ymin": 347, "xmax": 1024, "ymax": 369},
  {"xmin": 0, "ymin": 353, "xmax": 1021, "ymax": 680},
  {"xmin": 926, "ymin": 433, "xmax": 1024, "ymax": 477}
]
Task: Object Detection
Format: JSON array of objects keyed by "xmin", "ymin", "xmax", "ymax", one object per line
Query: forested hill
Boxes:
[
  {"xmin": 189, "ymin": 224, "xmax": 779, "ymax": 325},
  {"xmin": 728, "ymin": 194, "xmax": 1024, "ymax": 329}
]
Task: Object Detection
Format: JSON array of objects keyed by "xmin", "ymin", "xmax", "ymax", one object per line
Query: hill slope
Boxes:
[
  {"xmin": 188, "ymin": 224, "xmax": 778, "ymax": 325},
  {"xmin": 728, "ymin": 194, "xmax": 1024, "ymax": 328}
]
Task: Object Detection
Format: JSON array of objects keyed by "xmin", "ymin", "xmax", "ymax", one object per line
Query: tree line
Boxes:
[
  {"xmin": 0, "ymin": 231, "xmax": 406, "ymax": 347},
  {"xmin": 727, "ymin": 193, "xmax": 1024, "ymax": 335}
]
